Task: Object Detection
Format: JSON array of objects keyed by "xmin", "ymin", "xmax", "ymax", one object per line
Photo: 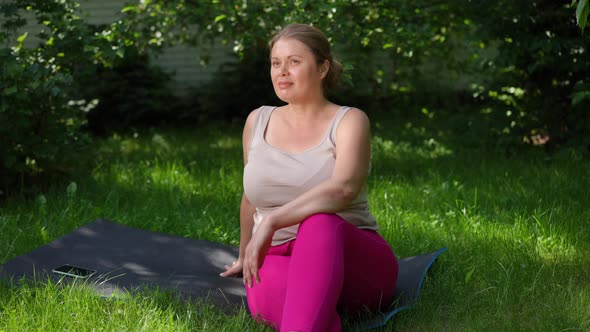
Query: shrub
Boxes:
[
  {"xmin": 0, "ymin": 2, "xmax": 91, "ymax": 194},
  {"xmin": 79, "ymin": 49, "xmax": 180, "ymax": 135},
  {"xmin": 191, "ymin": 46, "xmax": 281, "ymax": 122},
  {"xmin": 0, "ymin": 1, "xmax": 181, "ymax": 194}
]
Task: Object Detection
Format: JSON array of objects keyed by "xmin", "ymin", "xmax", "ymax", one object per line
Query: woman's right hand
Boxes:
[{"xmin": 220, "ymin": 258, "xmax": 243, "ymax": 277}]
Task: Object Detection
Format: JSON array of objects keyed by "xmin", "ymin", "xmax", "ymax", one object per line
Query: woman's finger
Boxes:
[
  {"xmin": 220, "ymin": 263, "xmax": 239, "ymax": 277},
  {"xmin": 244, "ymin": 248, "xmax": 253, "ymax": 287},
  {"xmin": 247, "ymin": 253, "xmax": 258, "ymax": 284},
  {"xmin": 243, "ymin": 261, "xmax": 251, "ymax": 287},
  {"xmin": 250, "ymin": 254, "xmax": 258, "ymax": 287},
  {"xmin": 250, "ymin": 252, "xmax": 259, "ymax": 286},
  {"xmin": 252, "ymin": 264, "xmax": 260, "ymax": 284}
]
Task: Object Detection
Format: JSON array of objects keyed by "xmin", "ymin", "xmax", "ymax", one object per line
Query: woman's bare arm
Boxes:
[{"xmin": 220, "ymin": 110, "xmax": 257, "ymax": 277}]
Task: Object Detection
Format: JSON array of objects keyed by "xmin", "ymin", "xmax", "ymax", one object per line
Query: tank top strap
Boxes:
[
  {"xmin": 329, "ymin": 106, "xmax": 352, "ymax": 145},
  {"xmin": 250, "ymin": 106, "xmax": 275, "ymax": 147}
]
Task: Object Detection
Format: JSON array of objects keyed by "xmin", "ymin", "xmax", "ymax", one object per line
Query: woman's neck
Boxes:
[{"xmin": 286, "ymin": 98, "xmax": 331, "ymax": 116}]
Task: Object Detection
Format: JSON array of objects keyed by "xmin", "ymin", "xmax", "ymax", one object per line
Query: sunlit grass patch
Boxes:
[
  {"xmin": 367, "ymin": 116, "xmax": 590, "ymax": 330},
  {"xmin": 0, "ymin": 278, "xmax": 265, "ymax": 332},
  {"xmin": 372, "ymin": 136, "xmax": 454, "ymax": 161},
  {"xmin": 1, "ymin": 121, "xmax": 589, "ymax": 331}
]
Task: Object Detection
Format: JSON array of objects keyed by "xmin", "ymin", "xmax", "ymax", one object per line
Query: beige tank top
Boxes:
[{"xmin": 243, "ymin": 105, "xmax": 379, "ymax": 246}]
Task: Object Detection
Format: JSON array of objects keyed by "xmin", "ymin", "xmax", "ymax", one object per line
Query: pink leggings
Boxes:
[{"xmin": 245, "ymin": 213, "xmax": 398, "ymax": 332}]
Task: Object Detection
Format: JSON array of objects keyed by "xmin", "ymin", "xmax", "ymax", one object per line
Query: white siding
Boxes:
[
  {"xmin": 78, "ymin": 0, "xmax": 123, "ymax": 25},
  {"xmin": 154, "ymin": 42, "xmax": 236, "ymax": 95},
  {"xmin": 3, "ymin": 0, "xmax": 233, "ymax": 95}
]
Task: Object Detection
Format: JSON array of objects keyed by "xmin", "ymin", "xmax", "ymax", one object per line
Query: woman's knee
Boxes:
[
  {"xmin": 245, "ymin": 256, "xmax": 288, "ymax": 328},
  {"xmin": 298, "ymin": 213, "xmax": 345, "ymax": 234}
]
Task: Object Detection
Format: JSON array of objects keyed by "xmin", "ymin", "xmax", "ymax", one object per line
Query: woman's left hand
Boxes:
[{"xmin": 243, "ymin": 221, "xmax": 274, "ymax": 288}]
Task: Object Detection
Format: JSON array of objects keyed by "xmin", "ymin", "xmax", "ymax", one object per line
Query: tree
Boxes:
[
  {"xmin": 453, "ymin": 0, "xmax": 590, "ymax": 149},
  {"xmin": 110, "ymin": 1, "xmax": 590, "ymax": 149},
  {"xmin": 0, "ymin": 0, "xmax": 135, "ymax": 194},
  {"xmin": 117, "ymin": 0, "xmax": 468, "ymax": 112},
  {"xmin": 573, "ymin": 0, "xmax": 589, "ymax": 32}
]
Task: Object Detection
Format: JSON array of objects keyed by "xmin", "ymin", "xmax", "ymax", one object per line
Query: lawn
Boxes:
[{"xmin": 1, "ymin": 115, "xmax": 589, "ymax": 331}]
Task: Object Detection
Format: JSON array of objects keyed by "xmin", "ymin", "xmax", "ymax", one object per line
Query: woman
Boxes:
[{"xmin": 220, "ymin": 23, "xmax": 398, "ymax": 332}]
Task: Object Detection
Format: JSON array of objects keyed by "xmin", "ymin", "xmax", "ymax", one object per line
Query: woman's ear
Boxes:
[{"xmin": 320, "ymin": 60, "xmax": 330, "ymax": 79}]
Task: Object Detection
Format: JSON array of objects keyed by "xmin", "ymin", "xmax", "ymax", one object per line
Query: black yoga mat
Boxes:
[{"xmin": 0, "ymin": 219, "xmax": 445, "ymax": 330}]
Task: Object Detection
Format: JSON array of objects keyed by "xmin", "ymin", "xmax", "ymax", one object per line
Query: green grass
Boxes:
[
  {"xmin": 1, "ymin": 117, "xmax": 589, "ymax": 331},
  {"xmin": 0, "ymin": 278, "xmax": 262, "ymax": 331}
]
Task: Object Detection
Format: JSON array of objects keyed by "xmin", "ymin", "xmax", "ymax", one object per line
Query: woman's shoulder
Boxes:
[
  {"xmin": 243, "ymin": 106, "xmax": 276, "ymax": 154},
  {"xmin": 247, "ymin": 105, "xmax": 282, "ymax": 118},
  {"xmin": 243, "ymin": 105, "xmax": 280, "ymax": 132},
  {"xmin": 334, "ymin": 106, "xmax": 370, "ymax": 138},
  {"xmin": 245, "ymin": 105, "xmax": 268, "ymax": 124},
  {"xmin": 327, "ymin": 105, "xmax": 370, "ymax": 145},
  {"xmin": 340, "ymin": 106, "xmax": 370, "ymax": 125}
]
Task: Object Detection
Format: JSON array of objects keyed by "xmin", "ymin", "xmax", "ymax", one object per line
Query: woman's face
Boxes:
[{"xmin": 270, "ymin": 38, "xmax": 328, "ymax": 104}]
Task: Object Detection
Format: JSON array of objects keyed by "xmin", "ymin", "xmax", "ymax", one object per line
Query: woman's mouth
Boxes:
[{"xmin": 278, "ymin": 82, "xmax": 293, "ymax": 89}]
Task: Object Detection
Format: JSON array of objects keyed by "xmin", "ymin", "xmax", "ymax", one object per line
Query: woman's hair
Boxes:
[{"xmin": 269, "ymin": 23, "xmax": 343, "ymax": 93}]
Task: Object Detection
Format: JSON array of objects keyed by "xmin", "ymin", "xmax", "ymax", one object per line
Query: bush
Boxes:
[
  {"xmin": 192, "ymin": 46, "xmax": 281, "ymax": 122},
  {"xmin": 0, "ymin": 1, "xmax": 181, "ymax": 194},
  {"xmin": 79, "ymin": 49, "xmax": 180, "ymax": 135},
  {"xmin": 0, "ymin": 2, "xmax": 91, "ymax": 195},
  {"xmin": 456, "ymin": 1, "xmax": 590, "ymax": 151}
]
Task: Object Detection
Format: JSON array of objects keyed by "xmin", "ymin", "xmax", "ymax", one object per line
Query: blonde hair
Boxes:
[{"xmin": 269, "ymin": 23, "xmax": 343, "ymax": 93}]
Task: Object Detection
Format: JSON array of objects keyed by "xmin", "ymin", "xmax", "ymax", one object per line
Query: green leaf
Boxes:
[
  {"xmin": 51, "ymin": 86, "xmax": 61, "ymax": 96},
  {"xmin": 67, "ymin": 182, "xmax": 77, "ymax": 197},
  {"xmin": 214, "ymin": 14, "xmax": 226, "ymax": 23},
  {"xmin": 3, "ymin": 86, "xmax": 17, "ymax": 95},
  {"xmin": 572, "ymin": 91, "xmax": 590, "ymax": 106},
  {"xmin": 121, "ymin": 6, "xmax": 138, "ymax": 13},
  {"xmin": 576, "ymin": 0, "xmax": 589, "ymax": 31},
  {"xmin": 17, "ymin": 32, "xmax": 28, "ymax": 44},
  {"xmin": 36, "ymin": 194, "xmax": 47, "ymax": 206}
]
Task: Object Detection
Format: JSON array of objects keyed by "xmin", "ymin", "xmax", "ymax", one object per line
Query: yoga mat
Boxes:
[
  {"xmin": 0, "ymin": 219, "xmax": 244, "ymax": 309},
  {"xmin": 0, "ymin": 219, "xmax": 445, "ymax": 329}
]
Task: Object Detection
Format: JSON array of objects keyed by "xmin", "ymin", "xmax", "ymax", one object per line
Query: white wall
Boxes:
[
  {"xmin": 3, "ymin": 0, "xmax": 234, "ymax": 95},
  {"xmin": 78, "ymin": 0, "xmax": 234, "ymax": 95}
]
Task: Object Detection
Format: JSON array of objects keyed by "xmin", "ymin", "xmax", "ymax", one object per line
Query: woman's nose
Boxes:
[{"xmin": 279, "ymin": 63, "xmax": 288, "ymax": 75}]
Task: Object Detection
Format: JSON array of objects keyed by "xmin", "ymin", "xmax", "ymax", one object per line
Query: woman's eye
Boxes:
[
  {"xmin": 272, "ymin": 62, "xmax": 280, "ymax": 67},
  {"xmin": 291, "ymin": 60, "xmax": 299, "ymax": 64}
]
